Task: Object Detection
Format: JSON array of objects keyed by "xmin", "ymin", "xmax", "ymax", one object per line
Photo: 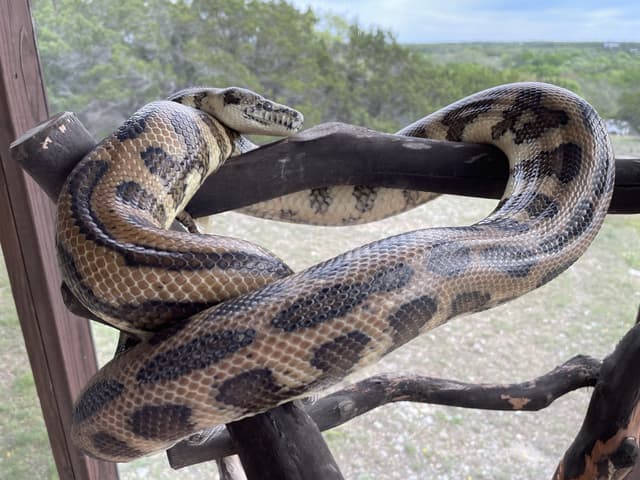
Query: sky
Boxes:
[{"xmin": 288, "ymin": 0, "xmax": 640, "ymax": 43}]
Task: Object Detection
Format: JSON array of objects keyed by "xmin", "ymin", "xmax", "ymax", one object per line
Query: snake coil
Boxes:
[{"xmin": 56, "ymin": 82, "xmax": 613, "ymax": 461}]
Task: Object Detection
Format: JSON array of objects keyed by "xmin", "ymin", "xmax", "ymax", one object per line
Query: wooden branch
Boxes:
[
  {"xmin": 307, "ymin": 354, "xmax": 600, "ymax": 416},
  {"xmin": 167, "ymin": 354, "xmax": 601, "ymax": 467},
  {"xmin": 226, "ymin": 402, "xmax": 344, "ymax": 480},
  {"xmin": 216, "ymin": 455, "xmax": 247, "ymax": 480},
  {"xmin": 11, "ymin": 112, "xmax": 95, "ymax": 200},
  {"xmin": 14, "ymin": 115, "xmax": 640, "ymax": 218},
  {"xmin": 192, "ymin": 126, "xmax": 640, "ymax": 214},
  {"xmin": 553, "ymin": 319, "xmax": 640, "ymax": 480},
  {"xmin": 189, "ymin": 122, "xmax": 509, "ymax": 215}
]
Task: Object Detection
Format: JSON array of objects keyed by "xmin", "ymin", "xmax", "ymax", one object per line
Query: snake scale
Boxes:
[{"xmin": 56, "ymin": 82, "xmax": 614, "ymax": 462}]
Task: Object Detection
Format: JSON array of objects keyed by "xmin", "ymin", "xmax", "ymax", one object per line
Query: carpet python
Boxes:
[{"xmin": 55, "ymin": 82, "xmax": 614, "ymax": 461}]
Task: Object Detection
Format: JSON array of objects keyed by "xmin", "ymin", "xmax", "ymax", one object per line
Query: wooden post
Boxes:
[{"xmin": 0, "ymin": 1, "xmax": 118, "ymax": 478}]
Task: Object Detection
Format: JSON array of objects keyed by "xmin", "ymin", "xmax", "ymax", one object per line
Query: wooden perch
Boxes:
[
  {"xmin": 226, "ymin": 402, "xmax": 344, "ymax": 480},
  {"xmin": 11, "ymin": 114, "xmax": 640, "ymax": 217},
  {"xmin": 10, "ymin": 111, "xmax": 95, "ymax": 200},
  {"xmin": 11, "ymin": 111, "xmax": 640, "ymax": 479},
  {"xmin": 167, "ymin": 354, "xmax": 601, "ymax": 468},
  {"xmin": 191, "ymin": 123, "xmax": 640, "ymax": 216},
  {"xmin": 554, "ymin": 320, "xmax": 640, "ymax": 480}
]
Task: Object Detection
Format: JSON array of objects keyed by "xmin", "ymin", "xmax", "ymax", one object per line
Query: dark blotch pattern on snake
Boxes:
[{"xmin": 56, "ymin": 83, "xmax": 614, "ymax": 461}]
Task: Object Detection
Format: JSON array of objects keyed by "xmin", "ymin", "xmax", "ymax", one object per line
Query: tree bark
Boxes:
[
  {"xmin": 13, "ymin": 116, "xmax": 640, "ymax": 218},
  {"xmin": 553, "ymin": 320, "xmax": 640, "ymax": 480},
  {"xmin": 226, "ymin": 402, "xmax": 344, "ymax": 480}
]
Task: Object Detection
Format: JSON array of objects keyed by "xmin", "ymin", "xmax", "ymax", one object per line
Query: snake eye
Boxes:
[{"xmin": 262, "ymin": 101, "xmax": 273, "ymax": 111}]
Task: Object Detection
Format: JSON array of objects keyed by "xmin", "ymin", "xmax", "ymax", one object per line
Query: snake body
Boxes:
[{"xmin": 56, "ymin": 82, "xmax": 614, "ymax": 461}]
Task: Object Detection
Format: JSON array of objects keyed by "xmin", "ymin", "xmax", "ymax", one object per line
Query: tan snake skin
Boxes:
[
  {"xmin": 238, "ymin": 187, "xmax": 439, "ymax": 225},
  {"xmin": 56, "ymin": 82, "xmax": 614, "ymax": 461}
]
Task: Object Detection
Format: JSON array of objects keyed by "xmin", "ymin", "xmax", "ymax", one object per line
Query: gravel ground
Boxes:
[{"xmin": 90, "ymin": 193, "xmax": 640, "ymax": 479}]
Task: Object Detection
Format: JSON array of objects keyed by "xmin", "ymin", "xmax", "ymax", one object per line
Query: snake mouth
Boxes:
[
  {"xmin": 243, "ymin": 103, "xmax": 303, "ymax": 134},
  {"xmin": 169, "ymin": 86, "xmax": 304, "ymax": 136}
]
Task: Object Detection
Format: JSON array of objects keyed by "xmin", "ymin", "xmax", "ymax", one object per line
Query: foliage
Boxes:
[
  {"xmin": 412, "ymin": 42, "xmax": 640, "ymax": 125},
  {"xmin": 34, "ymin": 0, "xmax": 446, "ymax": 135},
  {"xmin": 618, "ymin": 90, "xmax": 640, "ymax": 131},
  {"xmin": 33, "ymin": 1, "xmax": 639, "ymax": 138}
]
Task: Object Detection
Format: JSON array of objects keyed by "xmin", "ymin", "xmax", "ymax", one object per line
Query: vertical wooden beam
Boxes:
[{"xmin": 0, "ymin": 1, "xmax": 118, "ymax": 478}]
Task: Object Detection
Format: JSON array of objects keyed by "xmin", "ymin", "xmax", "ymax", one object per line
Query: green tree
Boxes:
[
  {"xmin": 31, "ymin": 0, "xmax": 640, "ymax": 138},
  {"xmin": 618, "ymin": 90, "xmax": 640, "ymax": 132}
]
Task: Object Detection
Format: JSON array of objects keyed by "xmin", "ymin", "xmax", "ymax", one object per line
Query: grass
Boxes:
[
  {"xmin": 0, "ymin": 138, "xmax": 638, "ymax": 479},
  {"xmin": 0, "ymin": 256, "xmax": 57, "ymax": 479}
]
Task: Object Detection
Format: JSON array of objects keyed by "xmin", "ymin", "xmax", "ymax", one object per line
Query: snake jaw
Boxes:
[
  {"xmin": 218, "ymin": 86, "xmax": 304, "ymax": 136},
  {"xmin": 169, "ymin": 86, "xmax": 303, "ymax": 137},
  {"xmin": 242, "ymin": 102, "xmax": 304, "ymax": 135},
  {"xmin": 234, "ymin": 97, "xmax": 304, "ymax": 136}
]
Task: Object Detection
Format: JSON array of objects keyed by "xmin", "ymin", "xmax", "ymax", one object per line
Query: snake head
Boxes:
[{"xmin": 168, "ymin": 87, "xmax": 304, "ymax": 136}]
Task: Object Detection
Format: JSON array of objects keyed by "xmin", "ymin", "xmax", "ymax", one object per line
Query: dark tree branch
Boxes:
[
  {"xmin": 307, "ymin": 354, "xmax": 600, "ymax": 419},
  {"xmin": 167, "ymin": 354, "xmax": 601, "ymax": 468},
  {"xmin": 191, "ymin": 123, "xmax": 640, "ymax": 214},
  {"xmin": 188, "ymin": 122, "xmax": 509, "ymax": 215},
  {"xmin": 10, "ymin": 111, "xmax": 95, "ymax": 200},
  {"xmin": 12, "ymin": 115, "xmax": 640, "ymax": 218},
  {"xmin": 226, "ymin": 402, "xmax": 344, "ymax": 480},
  {"xmin": 553, "ymin": 319, "xmax": 640, "ymax": 480}
]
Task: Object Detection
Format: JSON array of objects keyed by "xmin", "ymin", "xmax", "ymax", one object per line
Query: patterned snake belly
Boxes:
[{"xmin": 56, "ymin": 82, "xmax": 614, "ymax": 461}]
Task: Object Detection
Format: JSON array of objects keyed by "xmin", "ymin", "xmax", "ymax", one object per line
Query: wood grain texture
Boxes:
[
  {"xmin": 554, "ymin": 322, "xmax": 640, "ymax": 480},
  {"xmin": 14, "ymin": 117, "xmax": 640, "ymax": 219},
  {"xmin": 0, "ymin": 1, "xmax": 118, "ymax": 478},
  {"xmin": 226, "ymin": 402, "xmax": 344, "ymax": 480}
]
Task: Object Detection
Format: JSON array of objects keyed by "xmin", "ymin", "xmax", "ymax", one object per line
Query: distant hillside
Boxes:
[{"xmin": 408, "ymin": 42, "xmax": 640, "ymax": 131}]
